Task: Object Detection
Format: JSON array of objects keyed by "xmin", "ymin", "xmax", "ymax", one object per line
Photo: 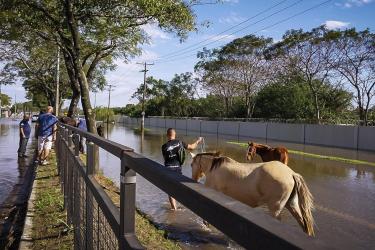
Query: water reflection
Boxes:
[{"xmin": 100, "ymin": 124, "xmax": 375, "ymax": 249}]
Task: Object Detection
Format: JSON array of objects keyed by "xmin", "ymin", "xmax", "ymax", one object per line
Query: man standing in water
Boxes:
[
  {"xmin": 35, "ymin": 106, "xmax": 58, "ymax": 165},
  {"xmin": 18, "ymin": 114, "xmax": 31, "ymax": 158},
  {"xmin": 162, "ymin": 128, "xmax": 203, "ymax": 210}
]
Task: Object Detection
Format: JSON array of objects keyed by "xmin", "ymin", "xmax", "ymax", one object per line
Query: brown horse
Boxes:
[
  {"xmin": 190, "ymin": 152, "xmax": 315, "ymax": 236},
  {"xmin": 246, "ymin": 142, "xmax": 289, "ymax": 165}
]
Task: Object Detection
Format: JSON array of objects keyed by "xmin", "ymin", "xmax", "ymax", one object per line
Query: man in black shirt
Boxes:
[{"xmin": 161, "ymin": 128, "xmax": 202, "ymax": 210}]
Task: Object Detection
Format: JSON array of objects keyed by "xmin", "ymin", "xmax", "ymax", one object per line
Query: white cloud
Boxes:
[
  {"xmin": 323, "ymin": 20, "xmax": 350, "ymax": 30},
  {"xmin": 337, "ymin": 0, "xmax": 373, "ymax": 8},
  {"xmin": 219, "ymin": 12, "xmax": 245, "ymax": 24},
  {"xmin": 142, "ymin": 24, "xmax": 170, "ymax": 40},
  {"xmin": 98, "ymin": 50, "xmax": 159, "ymax": 106},
  {"xmin": 222, "ymin": 0, "xmax": 239, "ymax": 3}
]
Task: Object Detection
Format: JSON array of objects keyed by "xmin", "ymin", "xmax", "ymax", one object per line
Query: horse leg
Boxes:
[
  {"xmin": 267, "ymin": 193, "xmax": 290, "ymax": 220},
  {"xmin": 286, "ymin": 188, "xmax": 305, "ymax": 232}
]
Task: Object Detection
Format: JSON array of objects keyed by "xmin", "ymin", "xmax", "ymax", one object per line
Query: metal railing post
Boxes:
[
  {"xmin": 86, "ymin": 141, "xmax": 96, "ymax": 250},
  {"xmin": 120, "ymin": 153, "xmax": 143, "ymax": 250}
]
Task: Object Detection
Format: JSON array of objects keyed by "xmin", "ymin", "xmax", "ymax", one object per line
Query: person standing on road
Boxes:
[
  {"xmin": 161, "ymin": 128, "xmax": 203, "ymax": 210},
  {"xmin": 17, "ymin": 114, "xmax": 31, "ymax": 158},
  {"xmin": 35, "ymin": 106, "xmax": 58, "ymax": 165}
]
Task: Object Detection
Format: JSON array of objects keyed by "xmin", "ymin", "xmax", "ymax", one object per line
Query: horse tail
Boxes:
[{"xmin": 293, "ymin": 174, "xmax": 315, "ymax": 236}]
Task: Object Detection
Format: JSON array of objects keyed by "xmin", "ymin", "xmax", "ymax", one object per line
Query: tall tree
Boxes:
[
  {"xmin": 267, "ymin": 26, "xmax": 337, "ymax": 122},
  {"xmin": 218, "ymin": 35, "xmax": 273, "ymax": 118},
  {"xmin": 327, "ymin": 28, "xmax": 375, "ymax": 125},
  {"xmin": 195, "ymin": 49, "xmax": 241, "ymax": 116},
  {"xmin": 1, "ymin": 0, "xmax": 203, "ymax": 132}
]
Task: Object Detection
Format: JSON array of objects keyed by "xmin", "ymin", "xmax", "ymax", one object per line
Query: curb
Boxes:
[{"xmin": 18, "ymin": 168, "xmax": 38, "ymax": 250}]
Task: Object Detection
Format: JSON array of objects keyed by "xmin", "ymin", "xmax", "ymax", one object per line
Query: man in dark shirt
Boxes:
[
  {"xmin": 18, "ymin": 114, "xmax": 31, "ymax": 158},
  {"xmin": 161, "ymin": 128, "xmax": 202, "ymax": 210}
]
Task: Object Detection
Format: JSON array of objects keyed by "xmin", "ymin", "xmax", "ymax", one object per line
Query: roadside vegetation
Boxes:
[
  {"xmin": 227, "ymin": 141, "xmax": 375, "ymax": 167},
  {"xmin": 31, "ymin": 150, "xmax": 181, "ymax": 249},
  {"xmin": 114, "ymin": 27, "xmax": 375, "ymax": 126}
]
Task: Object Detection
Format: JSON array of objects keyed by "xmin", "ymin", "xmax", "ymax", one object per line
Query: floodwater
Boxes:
[
  {"xmin": 0, "ymin": 119, "xmax": 29, "ymax": 205},
  {"xmin": 0, "ymin": 119, "xmax": 36, "ymax": 205},
  {"xmin": 98, "ymin": 124, "xmax": 375, "ymax": 250}
]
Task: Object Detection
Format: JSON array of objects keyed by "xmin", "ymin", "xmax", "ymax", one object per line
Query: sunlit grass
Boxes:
[{"xmin": 227, "ymin": 141, "xmax": 375, "ymax": 167}]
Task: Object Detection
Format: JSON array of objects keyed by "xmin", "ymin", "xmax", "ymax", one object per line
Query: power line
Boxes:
[
  {"xmin": 155, "ymin": 0, "xmax": 333, "ymax": 64},
  {"xmin": 156, "ymin": 0, "xmax": 304, "ymax": 62},
  {"xmin": 158, "ymin": 0, "xmax": 289, "ymax": 59}
]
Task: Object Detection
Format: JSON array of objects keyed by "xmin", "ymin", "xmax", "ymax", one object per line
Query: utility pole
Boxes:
[
  {"xmin": 136, "ymin": 62, "xmax": 154, "ymax": 132},
  {"xmin": 0, "ymin": 83, "xmax": 2, "ymax": 118},
  {"xmin": 55, "ymin": 47, "xmax": 60, "ymax": 116},
  {"xmin": 107, "ymin": 84, "xmax": 114, "ymax": 124},
  {"xmin": 14, "ymin": 94, "xmax": 17, "ymax": 117}
]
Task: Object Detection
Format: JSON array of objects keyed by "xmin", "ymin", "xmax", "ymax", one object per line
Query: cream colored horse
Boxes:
[{"xmin": 190, "ymin": 152, "xmax": 315, "ymax": 236}]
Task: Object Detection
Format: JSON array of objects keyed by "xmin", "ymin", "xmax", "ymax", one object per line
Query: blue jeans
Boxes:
[{"xmin": 18, "ymin": 137, "xmax": 29, "ymax": 156}]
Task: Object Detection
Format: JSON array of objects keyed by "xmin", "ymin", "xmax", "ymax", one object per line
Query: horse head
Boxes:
[
  {"xmin": 246, "ymin": 142, "xmax": 257, "ymax": 161},
  {"xmin": 190, "ymin": 152, "xmax": 221, "ymax": 181}
]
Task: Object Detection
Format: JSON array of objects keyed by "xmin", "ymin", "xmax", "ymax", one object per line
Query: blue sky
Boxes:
[{"xmin": 2, "ymin": 0, "xmax": 375, "ymax": 108}]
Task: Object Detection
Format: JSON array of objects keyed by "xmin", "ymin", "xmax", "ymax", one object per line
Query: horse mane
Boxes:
[
  {"xmin": 195, "ymin": 152, "xmax": 230, "ymax": 172},
  {"xmin": 210, "ymin": 157, "xmax": 231, "ymax": 171},
  {"xmin": 254, "ymin": 143, "xmax": 272, "ymax": 150},
  {"xmin": 196, "ymin": 152, "xmax": 221, "ymax": 157}
]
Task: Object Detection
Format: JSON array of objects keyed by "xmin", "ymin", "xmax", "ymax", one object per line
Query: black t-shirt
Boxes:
[{"xmin": 161, "ymin": 139, "xmax": 188, "ymax": 167}]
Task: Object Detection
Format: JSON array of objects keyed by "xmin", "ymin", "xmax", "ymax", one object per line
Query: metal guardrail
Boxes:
[{"xmin": 56, "ymin": 123, "xmax": 331, "ymax": 249}]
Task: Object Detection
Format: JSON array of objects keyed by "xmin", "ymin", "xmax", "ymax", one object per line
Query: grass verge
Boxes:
[
  {"xmin": 227, "ymin": 141, "xmax": 375, "ymax": 167},
  {"xmin": 133, "ymin": 127, "xmax": 151, "ymax": 134},
  {"xmin": 95, "ymin": 175, "xmax": 181, "ymax": 250},
  {"xmin": 31, "ymin": 150, "xmax": 180, "ymax": 249},
  {"xmin": 31, "ymin": 151, "xmax": 73, "ymax": 249}
]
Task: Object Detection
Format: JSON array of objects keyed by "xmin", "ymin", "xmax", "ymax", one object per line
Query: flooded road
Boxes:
[
  {"xmin": 99, "ymin": 124, "xmax": 374, "ymax": 249},
  {"xmin": 0, "ymin": 119, "xmax": 26, "ymax": 205}
]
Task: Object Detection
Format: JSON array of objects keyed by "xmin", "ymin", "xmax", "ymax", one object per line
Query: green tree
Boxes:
[
  {"xmin": 0, "ymin": 93, "xmax": 11, "ymax": 106},
  {"xmin": 1, "ymin": 0, "xmax": 206, "ymax": 132},
  {"xmin": 266, "ymin": 26, "xmax": 337, "ymax": 122}
]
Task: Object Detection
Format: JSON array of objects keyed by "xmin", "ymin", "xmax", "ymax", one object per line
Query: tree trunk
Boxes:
[
  {"xmin": 314, "ymin": 93, "xmax": 320, "ymax": 123},
  {"xmin": 65, "ymin": 0, "xmax": 96, "ymax": 133},
  {"xmin": 67, "ymin": 88, "xmax": 80, "ymax": 117}
]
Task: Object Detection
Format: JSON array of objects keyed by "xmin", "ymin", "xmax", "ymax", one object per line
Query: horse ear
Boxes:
[
  {"xmin": 190, "ymin": 152, "xmax": 196, "ymax": 158},
  {"xmin": 248, "ymin": 141, "xmax": 252, "ymax": 146}
]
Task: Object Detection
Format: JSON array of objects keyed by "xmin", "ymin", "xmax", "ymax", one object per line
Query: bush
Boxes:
[{"xmin": 95, "ymin": 107, "xmax": 115, "ymax": 122}]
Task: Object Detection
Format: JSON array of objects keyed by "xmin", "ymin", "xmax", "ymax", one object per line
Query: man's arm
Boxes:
[
  {"xmin": 187, "ymin": 137, "xmax": 203, "ymax": 150},
  {"xmin": 20, "ymin": 126, "xmax": 25, "ymax": 138}
]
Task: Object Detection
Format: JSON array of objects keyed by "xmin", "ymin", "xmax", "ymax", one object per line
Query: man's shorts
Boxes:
[
  {"xmin": 38, "ymin": 136, "xmax": 53, "ymax": 151},
  {"xmin": 166, "ymin": 165, "xmax": 182, "ymax": 174}
]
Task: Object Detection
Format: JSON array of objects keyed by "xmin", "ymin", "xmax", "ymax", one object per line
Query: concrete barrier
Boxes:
[
  {"xmin": 267, "ymin": 123, "xmax": 305, "ymax": 143},
  {"xmin": 305, "ymin": 124, "xmax": 358, "ymax": 149},
  {"xmin": 218, "ymin": 121, "xmax": 239, "ymax": 136},
  {"xmin": 201, "ymin": 121, "xmax": 219, "ymax": 134},
  {"xmin": 358, "ymin": 126, "xmax": 375, "ymax": 151},
  {"xmin": 149, "ymin": 118, "xmax": 158, "ymax": 127},
  {"xmin": 187, "ymin": 120, "xmax": 201, "ymax": 132},
  {"xmin": 239, "ymin": 122, "xmax": 267, "ymax": 138},
  {"xmin": 118, "ymin": 116, "xmax": 375, "ymax": 151},
  {"xmin": 165, "ymin": 119, "xmax": 176, "ymax": 129},
  {"xmin": 156, "ymin": 118, "xmax": 166, "ymax": 128},
  {"xmin": 175, "ymin": 119, "xmax": 187, "ymax": 131}
]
